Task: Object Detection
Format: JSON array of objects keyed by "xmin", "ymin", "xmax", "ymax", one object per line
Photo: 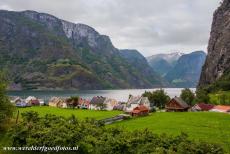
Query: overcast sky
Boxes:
[{"xmin": 0, "ymin": 0, "xmax": 221, "ymax": 56}]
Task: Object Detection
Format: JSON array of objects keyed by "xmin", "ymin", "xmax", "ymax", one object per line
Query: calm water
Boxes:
[{"xmin": 7, "ymin": 88, "xmax": 195, "ymax": 103}]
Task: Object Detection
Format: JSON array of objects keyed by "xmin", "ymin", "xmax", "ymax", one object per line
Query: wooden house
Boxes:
[
  {"xmin": 104, "ymin": 98, "xmax": 118, "ymax": 110},
  {"xmin": 25, "ymin": 96, "xmax": 40, "ymax": 106},
  {"xmin": 78, "ymin": 98, "xmax": 90, "ymax": 109},
  {"xmin": 89, "ymin": 96, "xmax": 107, "ymax": 110},
  {"xmin": 131, "ymin": 105, "xmax": 149, "ymax": 116},
  {"xmin": 191, "ymin": 103, "xmax": 214, "ymax": 111},
  {"xmin": 124, "ymin": 96, "xmax": 150, "ymax": 113},
  {"xmin": 165, "ymin": 97, "xmax": 189, "ymax": 112},
  {"xmin": 48, "ymin": 97, "xmax": 67, "ymax": 108}
]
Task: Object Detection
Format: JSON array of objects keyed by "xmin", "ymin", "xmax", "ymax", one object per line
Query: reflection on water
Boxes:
[{"xmin": 7, "ymin": 88, "xmax": 196, "ymax": 103}]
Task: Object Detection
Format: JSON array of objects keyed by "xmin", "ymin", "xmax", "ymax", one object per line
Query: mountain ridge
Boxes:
[{"xmin": 0, "ymin": 10, "xmax": 165, "ymax": 90}]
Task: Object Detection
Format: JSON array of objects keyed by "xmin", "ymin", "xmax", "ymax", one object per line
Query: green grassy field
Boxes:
[
  {"xmin": 110, "ymin": 112, "xmax": 230, "ymax": 152},
  {"xmin": 17, "ymin": 106, "xmax": 122, "ymax": 120},
  {"xmin": 3, "ymin": 107, "xmax": 230, "ymax": 152}
]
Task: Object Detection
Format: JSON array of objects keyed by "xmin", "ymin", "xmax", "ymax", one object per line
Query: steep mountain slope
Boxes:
[
  {"xmin": 119, "ymin": 49, "xmax": 165, "ymax": 86},
  {"xmin": 199, "ymin": 0, "xmax": 230, "ymax": 91},
  {"xmin": 165, "ymin": 51, "xmax": 206, "ymax": 87},
  {"xmin": 0, "ymin": 10, "xmax": 164, "ymax": 90},
  {"xmin": 147, "ymin": 52, "xmax": 184, "ymax": 76}
]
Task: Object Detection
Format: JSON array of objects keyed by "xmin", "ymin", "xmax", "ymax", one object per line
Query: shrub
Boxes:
[
  {"xmin": 8, "ymin": 111, "xmax": 224, "ymax": 154},
  {"xmin": 0, "ymin": 71, "xmax": 15, "ymax": 131}
]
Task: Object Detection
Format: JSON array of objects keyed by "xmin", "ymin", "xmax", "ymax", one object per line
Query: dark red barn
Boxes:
[{"xmin": 165, "ymin": 97, "xmax": 189, "ymax": 112}]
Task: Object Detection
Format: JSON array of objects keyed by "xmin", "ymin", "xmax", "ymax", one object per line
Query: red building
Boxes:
[
  {"xmin": 131, "ymin": 105, "xmax": 149, "ymax": 116},
  {"xmin": 165, "ymin": 97, "xmax": 189, "ymax": 112}
]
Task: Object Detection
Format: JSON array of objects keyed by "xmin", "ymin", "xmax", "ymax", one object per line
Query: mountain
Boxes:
[
  {"xmin": 119, "ymin": 49, "xmax": 164, "ymax": 86},
  {"xmin": 0, "ymin": 10, "xmax": 164, "ymax": 90},
  {"xmin": 198, "ymin": 0, "xmax": 230, "ymax": 91},
  {"xmin": 147, "ymin": 52, "xmax": 184, "ymax": 76},
  {"xmin": 165, "ymin": 51, "xmax": 206, "ymax": 87}
]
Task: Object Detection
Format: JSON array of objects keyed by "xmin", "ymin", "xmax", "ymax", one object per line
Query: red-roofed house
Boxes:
[
  {"xmin": 210, "ymin": 105, "xmax": 230, "ymax": 113},
  {"xmin": 131, "ymin": 105, "xmax": 149, "ymax": 116},
  {"xmin": 191, "ymin": 103, "xmax": 215, "ymax": 111}
]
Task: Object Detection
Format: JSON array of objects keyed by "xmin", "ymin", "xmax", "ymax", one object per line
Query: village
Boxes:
[{"xmin": 11, "ymin": 93, "xmax": 230, "ymax": 118}]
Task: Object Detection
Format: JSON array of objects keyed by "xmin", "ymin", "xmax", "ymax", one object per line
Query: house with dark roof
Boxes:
[
  {"xmin": 191, "ymin": 103, "xmax": 214, "ymax": 111},
  {"xmin": 165, "ymin": 96, "xmax": 189, "ymax": 112},
  {"xmin": 89, "ymin": 96, "xmax": 119, "ymax": 110},
  {"xmin": 89, "ymin": 96, "xmax": 107, "ymax": 110}
]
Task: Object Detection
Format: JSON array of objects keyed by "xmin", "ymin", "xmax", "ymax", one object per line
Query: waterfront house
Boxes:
[
  {"xmin": 191, "ymin": 103, "xmax": 214, "ymax": 111},
  {"xmin": 124, "ymin": 96, "xmax": 150, "ymax": 113},
  {"xmin": 165, "ymin": 97, "xmax": 189, "ymax": 112},
  {"xmin": 131, "ymin": 105, "xmax": 149, "ymax": 116},
  {"xmin": 78, "ymin": 98, "xmax": 90, "ymax": 109},
  {"xmin": 89, "ymin": 96, "xmax": 107, "ymax": 110},
  {"xmin": 48, "ymin": 97, "xmax": 67, "ymax": 108},
  {"xmin": 15, "ymin": 100, "xmax": 28, "ymax": 107},
  {"xmin": 25, "ymin": 96, "xmax": 40, "ymax": 106},
  {"xmin": 104, "ymin": 98, "xmax": 118, "ymax": 110}
]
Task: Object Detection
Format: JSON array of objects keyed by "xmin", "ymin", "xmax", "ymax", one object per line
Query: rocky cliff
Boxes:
[
  {"xmin": 199, "ymin": 0, "xmax": 230, "ymax": 89},
  {"xmin": 0, "ymin": 10, "xmax": 164, "ymax": 90}
]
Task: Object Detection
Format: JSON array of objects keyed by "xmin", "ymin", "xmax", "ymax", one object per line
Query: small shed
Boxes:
[
  {"xmin": 131, "ymin": 105, "xmax": 149, "ymax": 116},
  {"xmin": 165, "ymin": 97, "xmax": 189, "ymax": 112}
]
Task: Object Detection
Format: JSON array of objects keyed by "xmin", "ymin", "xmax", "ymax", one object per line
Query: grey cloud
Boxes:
[{"xmin": 0, "ymin": 0, "xmax": 221, "ymax": 56}]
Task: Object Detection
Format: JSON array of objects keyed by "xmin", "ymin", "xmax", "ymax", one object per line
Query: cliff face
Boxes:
[
  {"xmin": 0, "ymin": 10, "xmax": 164, "ymax": 90},
  {"xmin": 199, "ymin": 0, "xmax": 230, "ymax": 87}
]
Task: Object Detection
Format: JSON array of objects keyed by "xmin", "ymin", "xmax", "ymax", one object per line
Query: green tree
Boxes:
[
  {"xmin": 180, "ymin": 88, "xmax": 195, "ymax": 105},
  {"xmin": 195, "ymin": 88, "xmax": 210, "ymax": 103},
  {"xmin": 0, "ymin": 71, "xmax": 15, "ymax": 130},
  {"xmin": 142, "ymin": 89, "xmax": 170, "ymax": 109},
  {"xmin": 66, "ymin": 96, "xmax": 79, "ymax": 108}
]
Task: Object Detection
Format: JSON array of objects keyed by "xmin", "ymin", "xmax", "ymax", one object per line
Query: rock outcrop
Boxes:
[{"xmin": 199, "ymin": 0, "xmax": 230, "ymax": 87}]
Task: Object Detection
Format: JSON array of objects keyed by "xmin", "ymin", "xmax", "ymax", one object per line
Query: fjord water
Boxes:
[{"xmin": 8, "ymin": 88, "xmax": 195, "ymax": 103}]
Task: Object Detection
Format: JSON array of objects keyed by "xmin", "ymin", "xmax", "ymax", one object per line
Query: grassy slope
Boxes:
[
  {"xmin": 110, "ymin": 112, "xmax": 230, "ymax": 152},
  {"xmin": 17, "ymin": 106, "xmax": 122, "ymax": 120},
  {"xmin": 209, "ymin": 91, "xmax": 230, "ymax": 104}
]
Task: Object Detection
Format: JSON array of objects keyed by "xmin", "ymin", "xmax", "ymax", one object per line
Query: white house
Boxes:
[{"xmin": 124, "ymin": 96, "xmax": 150, "ymax": 112}]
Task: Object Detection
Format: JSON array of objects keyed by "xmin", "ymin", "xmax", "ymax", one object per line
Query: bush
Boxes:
[
  {"xmin": 8, "ymin": 111, "xmax": 224, "ymax": 154},
  {"xmin": 0, "ymin": 71, "xmax": 15, "ymax": 131}
]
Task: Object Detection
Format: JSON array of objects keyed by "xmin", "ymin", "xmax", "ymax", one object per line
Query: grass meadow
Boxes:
[
  {"xmin": 110, "ymin": 112, "xmax": 230, "ymax": 152},
  {"xmin": 1, "ymin": 106, "xmax": 230, "ymax": 152}
]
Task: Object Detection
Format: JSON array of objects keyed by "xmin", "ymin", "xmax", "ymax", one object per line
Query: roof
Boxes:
[
  {"xmin": 196, "ymin": 103, "xmax": 214, "ymax": 111},
  {"xmin": 212, "ymin": 105, "xmax": 230, "ymax": 112},
  {"xmin": 127, "ymin": 96, "xmax": 149, "ymax": 105},
  {"xmin": 172, "ymin": 97, "xmax": 189, "ymax": 108},
  {"xmin": 90, "ymin": 96, "xmax": 106, "ymax": 104},
  {"xmin": 132, "ymin": 105, "xmax": 149, "ymax": 113}
]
